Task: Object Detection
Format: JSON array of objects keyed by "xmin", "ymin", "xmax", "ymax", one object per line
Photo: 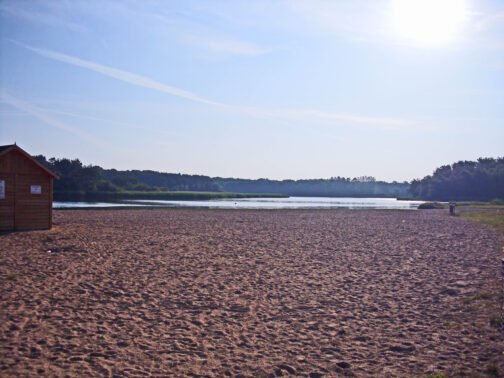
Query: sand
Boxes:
[{"xmin": 1, "ymin": 209, "xmax": 503, "ymax": 377}]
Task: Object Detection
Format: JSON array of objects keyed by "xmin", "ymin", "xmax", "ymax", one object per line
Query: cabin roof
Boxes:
[{"xmin": 0, "ymin": 144, "xmax": 58, "ymax": 178}]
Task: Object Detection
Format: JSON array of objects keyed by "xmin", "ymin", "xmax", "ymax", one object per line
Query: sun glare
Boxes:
[{"xmin": 389, "ymin": 0, "xmax": 468, "ymax": 48}]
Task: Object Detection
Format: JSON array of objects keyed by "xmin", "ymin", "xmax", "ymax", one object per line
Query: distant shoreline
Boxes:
[{"xmin": 53, "ymin": 191, "xmax": 288, "ymax": 202}]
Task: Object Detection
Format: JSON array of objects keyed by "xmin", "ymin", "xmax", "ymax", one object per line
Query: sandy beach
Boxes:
[{"xmin": 1, "ymin": 209, "xmax": 503, "ymax": 377}]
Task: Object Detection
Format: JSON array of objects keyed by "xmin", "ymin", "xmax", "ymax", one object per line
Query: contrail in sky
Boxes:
[
  {"xmin": 10, "ymin": 40, "xmax": 410, "ymax": 128},
  {"xmin": 10, "ymin": 40, "xmax": 222, "ymax": 107}
]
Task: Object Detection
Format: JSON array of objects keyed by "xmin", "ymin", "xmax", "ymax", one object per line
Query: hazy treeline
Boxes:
[
  {"xmin": 33, "ymin": 156, "xmax": 219, "ymax": 193},
  {"xmin": 409, "ymin": 157, "xmax": 504, "ymax": 201},
  {"xmin": 214, "ymin": 177, "xmax": 409, "ymax": 197},
  {"xmin": 33, "ymin": 155, "xmax": 409, "ymax": 198},
  {"xmin": 33, "ymin": 154, "xmax": 504, "ymax": 201},
  {"xmin": 102, "ymin": 169, "xmax": 219, "ymax": 192},
  {"xmin": 34, "ymin": 155, "xmax": 101, "ymax": 192}
]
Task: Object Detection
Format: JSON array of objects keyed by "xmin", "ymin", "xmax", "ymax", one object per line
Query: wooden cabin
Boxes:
[{"xmin": 0, "ymin": 144, "xmax": 57, "ymax": 231}]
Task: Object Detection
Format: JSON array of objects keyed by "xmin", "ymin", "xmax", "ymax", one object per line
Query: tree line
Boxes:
[
  {"xmin": 35, "ymin": 153, "xmax": 503, "ymax": 201},
  {"xmin": 32, "ymin": 155, "xmax": 409, "ymax": 198},
  {"xmin": 33, "ymin": 155, "xmax": 219, "ymax": 193},
  {"xmin": 409, "ymin": 157, "xmax": 504, "ymax": 201},
  {"xmin": 214, "ymin": 176, "xmax": 409, "ymax": 197}
]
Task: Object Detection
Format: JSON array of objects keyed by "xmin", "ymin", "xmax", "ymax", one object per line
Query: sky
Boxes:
[{"xmin": 0, "ymin": 0, "xmax": 503, "ymax": 182}]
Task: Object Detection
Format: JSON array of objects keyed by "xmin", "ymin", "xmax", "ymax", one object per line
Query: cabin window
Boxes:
[
  {"xmin": 0, "ymin": 180, "xmax": 4, "ymax": 199},
  {"xmin": 30, "ymin": 185, "xmax": 42, "ymax": 195}
]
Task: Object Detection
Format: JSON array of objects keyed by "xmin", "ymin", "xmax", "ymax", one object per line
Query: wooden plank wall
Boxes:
[
  {"xmin": 15, "ymin": 173, "xmax": 51, "ymax": 230},
  {"xmin": 0, "ymin": 149, "xmax": 53, "ymax": 231}
]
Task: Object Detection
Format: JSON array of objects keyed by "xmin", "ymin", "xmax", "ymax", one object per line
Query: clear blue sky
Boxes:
[{"xmin": 1, "ymin": 0, "xmax": 503, "ymax": 181}]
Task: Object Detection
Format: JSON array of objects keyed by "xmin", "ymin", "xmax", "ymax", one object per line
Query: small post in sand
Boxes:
[{"xmin": 449, "ymin": 203, "xmax": 456, "ymax": 216}]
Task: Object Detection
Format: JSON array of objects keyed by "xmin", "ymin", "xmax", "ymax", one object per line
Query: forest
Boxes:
[
  {"xmin": 32, "ymin": 155, "xmax": 408, "ymax": 199},
  {"xmin": 409, "ymin": 157, "xmax": 504, "ymax": 201},
  {"xmin": 215, "ymin": 176, "xmax": 409, "ymax": 197},
  {"xmin": 33, "ymin": 154, "xmax": 504, "ymax": 201}
]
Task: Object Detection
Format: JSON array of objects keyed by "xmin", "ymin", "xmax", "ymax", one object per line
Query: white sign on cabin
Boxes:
[
  {"xmin": 0, "ymin": 180, "xmax": 4, "ymax": 199},
  {"xmin": 30, "ymin": 185, "xmax": 42, "ymax": 195}
]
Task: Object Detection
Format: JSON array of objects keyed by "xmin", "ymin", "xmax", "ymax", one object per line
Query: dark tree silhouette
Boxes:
[
  {"xmin": 409, "ymin": 157, "xmax": 504, "ymax": 201},
  {"xmin": 33, "ymin": 154, "xmax": 410, "ymax": 198}
]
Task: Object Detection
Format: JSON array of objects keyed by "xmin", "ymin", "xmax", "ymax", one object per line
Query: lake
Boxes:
[{"xmin": 54, "ymin": 197, "xmax": 423, "ymax": 209}]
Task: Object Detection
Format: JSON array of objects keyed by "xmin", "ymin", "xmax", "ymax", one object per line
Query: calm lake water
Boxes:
[
  {"xmin": 53, "ymin": 201, "xmax": 148, "ymax": 208},
  {"xmin": 54, "ymin": 197, "xmax": 423, "ymax": 209}
]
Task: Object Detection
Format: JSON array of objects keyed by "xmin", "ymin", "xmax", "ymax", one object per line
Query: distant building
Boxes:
[{"xmin": 0, "ymin": 144, "xmax": 57, "ymax": 231}]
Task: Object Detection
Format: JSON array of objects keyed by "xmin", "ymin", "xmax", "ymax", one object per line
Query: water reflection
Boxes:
[{"xmin": 54, "ymin": 197, "xmax": 423, "ymax": 209}]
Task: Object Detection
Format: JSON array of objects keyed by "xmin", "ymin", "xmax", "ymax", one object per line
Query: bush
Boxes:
[
  {"xmin": 418, "ymin": 202, "xmax": 445, "ymax": 209},
  {"xmin": 131, "ymin": 183, "xmax": 158, "ymax": 192},
  {"xmin": 96, "ymin": 180, "xmax": 119, "ymax": 192}
]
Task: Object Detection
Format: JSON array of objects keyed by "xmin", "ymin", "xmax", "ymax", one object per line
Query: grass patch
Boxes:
[
  {"xmin": 450, "ymin": 201, "xmax": 504, "ymax": 210},
  {"xmin": 54, "ymin": 190, "xmax": 288, "ymax": 202},
  {"xmin": 489, "ymin": 316, "xmax": 502, "ymax": 328},
  {"xmin": 486, "ymin": 363, "xmax": 500, "ymax": 377},
  {"xmin": 6, "ymin": 274, "xmax": 17, "ymax": 280},
  {"xmin": 427, "ymin": 374, "xmax": 446, "ymax": 378},
  {"xmin": 462, "ymin": 297, "xmax": 473, "ymax": 305},
  {"xmin": 459, "ymin": 209, "xmax": 504, "ymax": 236},
  {"xmin": 476, "ymin": 292, "xmax": 493, "ymax": 300},
  {"xmin": 116, "ymin": 191, "xmax": 288, "ymax": 200},
  {"xmin": 462, "ymin": 292, "xmax": 495, "ymax": 307}
]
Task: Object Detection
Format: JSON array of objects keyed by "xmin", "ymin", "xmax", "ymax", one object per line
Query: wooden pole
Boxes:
[{"xmin": 449, "ymin": 203, "xmax": 455, "ymax": 216}]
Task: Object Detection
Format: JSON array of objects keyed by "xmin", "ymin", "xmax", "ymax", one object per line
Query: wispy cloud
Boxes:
[
  {"xmin": 286, "ymin": 0, "xmax": 390, "ymax": 44},
  {"xmin": 40, "ymin": 107, "xmax": 180, "ymax": 137},
  {"xmin": 10, "ymin": 40, "xmax": 221, "ymax": 106},
  {"xmin": 235, "ymin": 106, "xmax": 409, "ymax": 127},
  {"xmin": 153, "ymin": 13, "xmax": 271, "ymax": 56},
  {"xmin": 0, "ymin": 1, "xmax": 85, "ymax": 32},
  {"xmin": 178, "ymin": 29, "xmax": 271, "ymax": 56},
  {"xmin": 4, "ymin": 0, "xmax": 270, "ymax": 58},
  {"xmin": 11, "ymin": 41, "xmax": 410, "ymax": 128},
  {"xmin": 0, "ymin": 92, "xmax": 105, "ymax": 147}
]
